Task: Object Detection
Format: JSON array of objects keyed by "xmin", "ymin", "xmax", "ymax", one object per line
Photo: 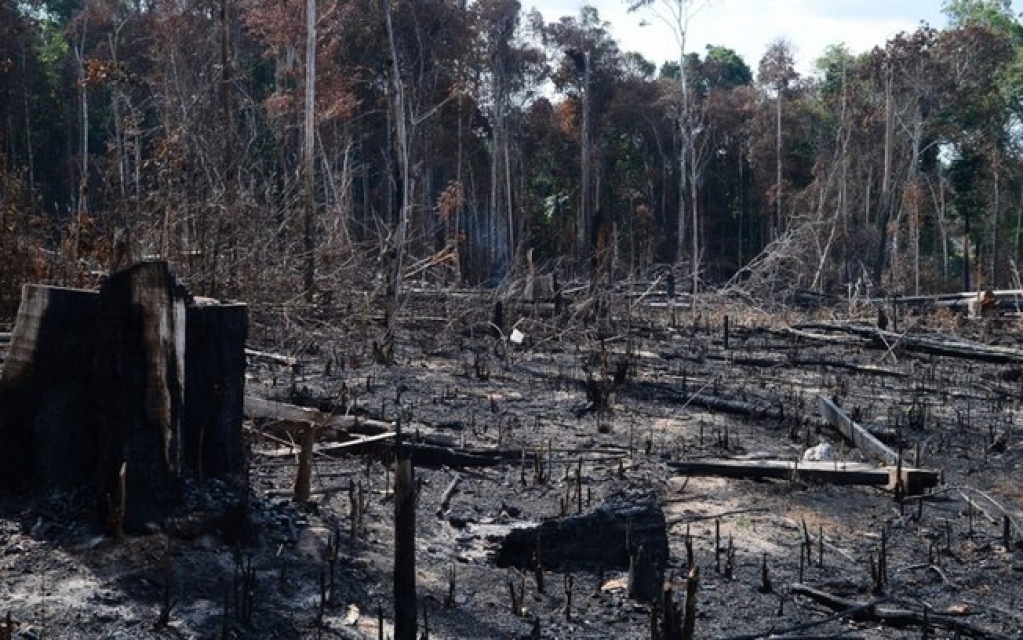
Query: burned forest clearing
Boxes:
[{"xmin": 2, "ymin": 278, "xmax": 1023, "ymax": 639}]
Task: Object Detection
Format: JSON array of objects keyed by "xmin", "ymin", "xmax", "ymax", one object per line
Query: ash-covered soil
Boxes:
[{"xmin": 2, "ymin": 294, "xmax": 1023, "ymax": 639}]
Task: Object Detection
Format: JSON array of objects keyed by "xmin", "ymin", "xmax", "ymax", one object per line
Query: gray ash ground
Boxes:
[{"xmin": 3, "ymin": 297, "xmax": 1023, "ymax": 639}]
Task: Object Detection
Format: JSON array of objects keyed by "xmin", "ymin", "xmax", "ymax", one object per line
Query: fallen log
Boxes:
[
  {"xmin": 816, "ymin": 395, "xmax": 899, "ymax": 465},
  {"xmin": 687, "ymin": 392, "xmax": 783, "ymax": 418},
  {"xmin": 793, "ymin": 323, "xmax": 1023, "ymax": 364},
  {"xmin": 494, "ymin": 493, "xmax": 668, "ymax": 602},
  {"xmin": 243, "ymin": 395, "xmax": 393, "ymax": 437},
  {"xmin": 244, "ymin": 395, "xmax": 323, "ymax": 428},
  {"xmin": 628, "ymin": 381, "xmax": 783, "ymax": 420},
  {"xmin": 435, "ymin": 473, "xmax": 462, "ymax": 517},
  {"xmin": 667, "ymin": 458, "xmax": 939, "ymax": 495},
  {"xmin": 244, "ymin": 397, "xmax": 532, "ymax": 466},
  {"xmin": 256, "ymin": 432, "xmax": 397, "ymax": 457},
  {"xmin": 402, "ymin": 442, "xmax": 529, "ymax": 468},
  {"xmin": 244, "ymin": 347, "xmax": 297, "ymax": 368},
  {"xmin": 791, "ymin": 583, "xmax": 1008, "ymax": 639},
  {"xmin": 867, "ymin": 288, "xmax": 1023, "ymax": 308}
]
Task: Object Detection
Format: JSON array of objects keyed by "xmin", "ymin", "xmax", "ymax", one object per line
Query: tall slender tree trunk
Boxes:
[
  {"xmin": 504, "ymin": 135, "xmax": 515, "ymax": 272},
  {"xmin": 383, "ymin": 12, "xmax": 415, "ymax": 636},
  {"xmin": 383, "ymin": 0, "xmax": 411, "ymax": 359},
  {"xmin": 991, "ymin": 152, "xmax": 1000, "ymax": 288},
  {"xmin": 220, "ymin": 0, "xmax": 236, "ymax": 295},
  {"xmin": 872, "ymin": 63, "xmax": 894, "ymax": 285},
  {"xmin": 689, "ymin": 137, "xmax": 698, "ymax": 294},
  {"xmin": 677, "ymin": 58, "xmax": 688, "ymax": 266},
  {"xmin": 302, "ymin": 0, "xmax": 317, "ymax": 301},
  {"xmin": 773, "ymin": 89, "xmax": 782, "ymax": 239},
  {"xmin": 74, "ymin": 17, "xmax": 90, "ymax": 268},
  {"xmin": 1014, "ymin": 183, "xmax": 1023, "ymax": 268},
  {"xmin": 490, "ymin": 63, "xmax": 503, "ymax": 278},
  {"xmin": 578, "ymin": 50, "xmax": 591, "ymax": 269},
  {"xmin": 19, "ymin": 38, "xmax": 35, "ymax": 198}
]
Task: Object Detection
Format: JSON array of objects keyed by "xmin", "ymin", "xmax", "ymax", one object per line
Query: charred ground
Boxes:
[{"xmin": 1, "ymin": 288, "xmax": 1023, "ymax": 639}]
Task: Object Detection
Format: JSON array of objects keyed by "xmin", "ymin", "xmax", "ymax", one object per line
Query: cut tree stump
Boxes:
[
  {"xmin": 0, "ymin": 261, "xmax": 247, "ymax": 531},
  {"xmin": 493, "ymin": 493, "xmax": 668, "ymax": 602}
]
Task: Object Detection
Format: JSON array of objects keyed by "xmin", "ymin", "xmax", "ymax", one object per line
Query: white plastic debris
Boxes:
[
  {"xmin": 509, "ymin": 328, "xmax": 524, "ymax": 344},
  {"xmin": 802, "ymin": 443, "xmax": 835, "ymax": 462}
]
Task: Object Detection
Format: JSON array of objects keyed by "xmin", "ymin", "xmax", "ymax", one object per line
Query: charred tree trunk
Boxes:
[
  {"xmin": 393, "ymin": 444, "xmax": 417, "ymax": 639},
  {"xmin": 494, "ymin": 493, "xmax": 668, "ymax": 602},
  {"xmin": 94, "ymin": 261, "xmax": 190, "ymax": 529}
]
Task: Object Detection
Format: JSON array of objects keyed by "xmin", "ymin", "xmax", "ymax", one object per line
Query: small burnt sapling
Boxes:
[
  {"xmin": 759, "ymin": 551, "xmax": 772, "ymax": 594},
  {"xmin": 582, "ymin": 339, "xmax": 632, "ymax": 414},
  {"xmin": 0, "ymin": 613, "xmax": 14, "ymax": 640},
  {"xmin": 682, "ymin": 566, "xmax": 699, "ymax": 640}
]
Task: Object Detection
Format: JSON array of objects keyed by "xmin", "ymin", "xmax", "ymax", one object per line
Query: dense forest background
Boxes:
[{"xmin": 1, "ymin": 0, "xmax": 1023, "ymax": 316}]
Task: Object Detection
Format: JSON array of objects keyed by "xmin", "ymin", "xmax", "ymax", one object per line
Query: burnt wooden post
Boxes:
[
  {"xmin": 667, "ymin": 270, "xmax": 677, "ymax": 327},
  {"xmin": 682, "ymin": 566, "xmax": 699, "ymax": 640},
  {"xmin": 393, "ymin": 426, "xmax": 418, "ymax": 640}
]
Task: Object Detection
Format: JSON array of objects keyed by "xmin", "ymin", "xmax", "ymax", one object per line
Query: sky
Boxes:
[{"xmin": 531, "ymin": 0, "xmax": 1023, "ymax": 76}]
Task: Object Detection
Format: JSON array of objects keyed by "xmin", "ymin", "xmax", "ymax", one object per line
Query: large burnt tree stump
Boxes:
[{"xmin": 0, "ymin": 261, "xmax": 247, "ymax": 532}]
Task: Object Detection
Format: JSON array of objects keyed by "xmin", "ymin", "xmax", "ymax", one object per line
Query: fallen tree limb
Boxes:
[
  {"xmin": 402, "ymin": 442, "xmax": 532, "ymax": 468},
  {"xmin": 244, "ymin": 395, "xmax": 322, "ymax": 426},
  {"xmin": 711, "ymin": 349, "xmax": 908, "ymax": 379},
  {"xmin": 256, "ymin": 432, "xmax": 397, "ymax": 457},
  {"xmin": 244, "ymin": 347, "xmax": 297, "ymax": 368},
  {"xmin": 792, "ymin": 323, "xmax": 1023, "ymax": 364},
  {"xmin": 786, "ymin": 326, "xmax": 866, "ymax": 346},
  {"xmin": 628, "ymin": 381, "xmax": 783, "ymax": 420},
  {"xmin": 244, "ymin": 395, "xmax": 394, "ymax": 437},
  {"xmin": 790, "ymin": 583, "xmax": 1008, "ymax": 639},
  {"xmin": 865, "ymin": 288, "xmax": 1023, "ymax": 308},
  {"xmin": 436, "ymin": 473, "xmax": 462, "ymax": 517},
  {"xmin": 665, "ymin": 506, "xmax": 770, "ymax": 526},
  {"xmin": 720, "ymin": 593, "xmax": 882, "ymax": 640}
]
